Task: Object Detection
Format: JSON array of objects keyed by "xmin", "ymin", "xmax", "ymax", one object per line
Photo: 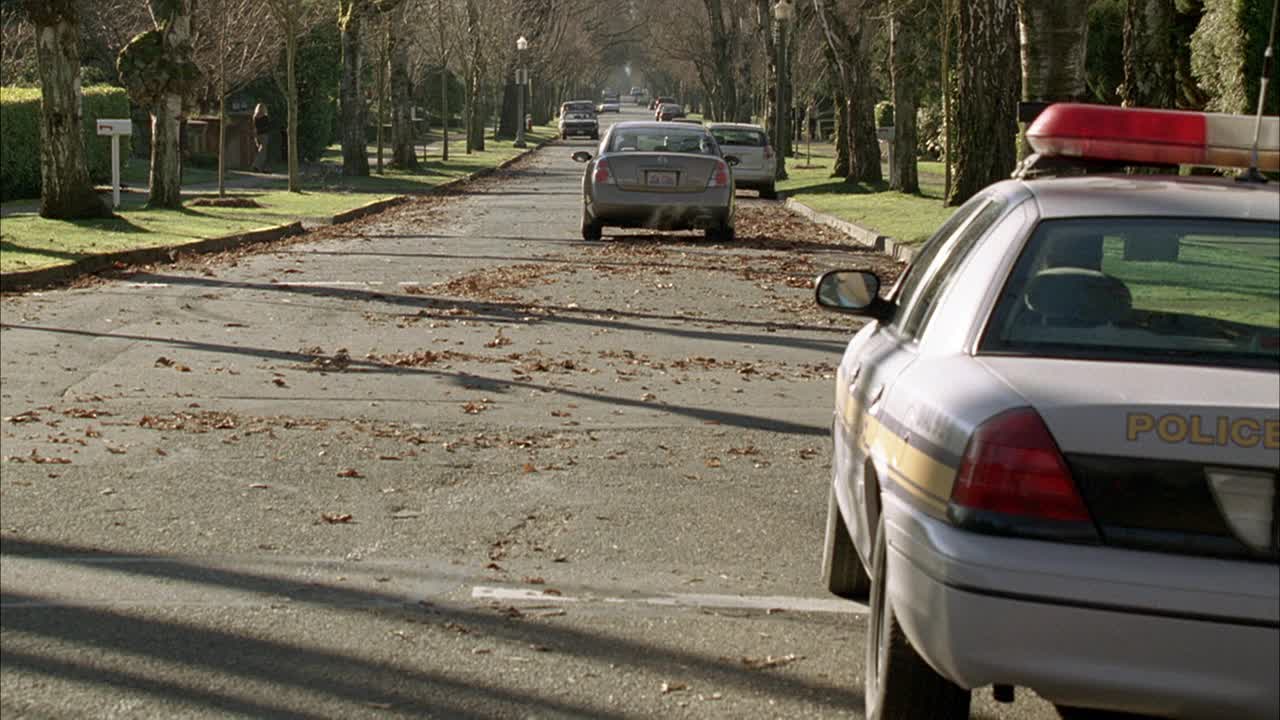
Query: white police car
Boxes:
[{"xmin": 815, "ymin": 104, "xmax": 1280, "ymax": 720}]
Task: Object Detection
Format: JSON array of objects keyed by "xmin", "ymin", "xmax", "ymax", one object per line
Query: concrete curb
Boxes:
[
  {"xmin": 782, "ymin": 197, "xmax": 918, "ymax": 264},
  {"xmin": 1, "ymin": 137, "xmax": 555, "ymax": 294}
]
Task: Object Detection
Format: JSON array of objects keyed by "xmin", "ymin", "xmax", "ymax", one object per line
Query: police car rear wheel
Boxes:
[
  {"xmin": 821, "ymin": 485, "xmax": 870, "ymax": 599},
  {"xmin": 866, "ymin": 513, "xmax": 970, "ymax": 720}
]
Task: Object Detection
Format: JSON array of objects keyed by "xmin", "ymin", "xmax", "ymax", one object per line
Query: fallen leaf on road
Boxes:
[
  {"xmin": 485, "ymin": 562, "xmax": 505, "ymax": 571},
  {"xmin": 248, "ymin": 483, "xmax": 270, "ymax": 489},
  {"xmin": 272, "ymin": 378, "xmax": 288, "ymax": 387},
  {"xmin": 661, "ymin": 682, "xmax": 688, "ymax": 694},
  {"xmin": 320, "ymin": 512, "xmax": 354, "ymax": 524},
  {"xmin": 522, "ymin": 576, "xmax": 546, "ymax": 585},
  {"xmin": 336, "ymin": 468, "xmax": 364, "ymax": 478},
  {"xmin": 5, "ymin": 410, "xmax": 41, "ymax": 423},
  {"xmin": 521, "ymin": 462, "xmax": 537, "ymax": 473},
  {"xmin": 154, "ymin": 357, "xmax": 175, "ymax": 367},
  {"xmin": 705, "ymin": 458, "xmax": 722, "ymax": 468},
  {"xmin": 732, "ymin": 653, "xmax": 804, "ymax": 670},
  {"xmin": 391, "ymin": 510, "xmax": 423, "ymax": 519}
]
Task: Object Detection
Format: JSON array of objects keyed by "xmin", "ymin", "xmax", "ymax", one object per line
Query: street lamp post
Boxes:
[
  {"xmin": 774, "ymin": 0, "xmax": 793, "ymax": 181},
  {"xmin": 514, "ymin": 35, "xmax": 528, "ymax": 149}
]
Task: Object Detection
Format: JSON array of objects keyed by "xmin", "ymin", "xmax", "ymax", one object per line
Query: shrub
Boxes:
[
  {"xmin": 1190, "ymin": 0, "xmax": 1279, "ymax": 114},
  {"xmin": 875, "ymin": 101, "xmax": 895, "ymax": 128},
  {"xmin": 0, "ymin": 84, "xmax": 131, "ymax": 201},
  {"xmin": 916, "ymin": 101, "xmax": 945, "ymax": 160}
]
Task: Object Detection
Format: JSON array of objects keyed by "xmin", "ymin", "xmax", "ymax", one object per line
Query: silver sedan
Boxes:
[{"xmin": 573, "ymin": 121, "xmax": 738, "ymax": 242}]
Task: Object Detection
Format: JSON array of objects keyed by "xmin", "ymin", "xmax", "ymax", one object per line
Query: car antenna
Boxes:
[{"xmin": 1238, "ymin": 0, "xmax": 1277, "ymax": 184}]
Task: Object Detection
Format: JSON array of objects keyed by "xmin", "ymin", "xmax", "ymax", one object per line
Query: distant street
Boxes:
[{"xmin": 1, "ymin": 104, "xmax": 1058, "ymax": 719}]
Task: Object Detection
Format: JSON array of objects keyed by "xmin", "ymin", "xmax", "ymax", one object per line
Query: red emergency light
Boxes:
[{"xmin": 1026, "ymin": 104, "xmax": 1279, "ymax": 172}]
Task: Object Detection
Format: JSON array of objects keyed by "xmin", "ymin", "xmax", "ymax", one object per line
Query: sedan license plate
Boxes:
[{"xmin": 646, "ymin": 171, "xmax": 678, "ymax": 187}]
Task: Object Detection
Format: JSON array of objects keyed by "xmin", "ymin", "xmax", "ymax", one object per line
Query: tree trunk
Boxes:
[
  {"xmin": 217, "ymin": 88, "xmax": 227, "ymax": 197},
  {"xmin": 464, "ymin": 0, "xmax": 484, "ymax": 152},
  {"xmin": 376, "ymin": 19, "xmax": 387, "ymax": 173},
  {"xmin": 25, "ymin": 0, "xmax": 108, "ymax": 219},
  {"xmin": 949, "ymin": 0, "xmax": 1019, "ymax": 205},
  {"xmin": 285, "ymin": 27, "xmax": 300, "ymax": 191},
  {"xmin": 148, "ymin": 94, "xmax": 184, "ymax": 207},
  {"xmin": 1017, "ymin": 0, "xmax": 1088, "ymax": 156},
  {"xmin": 1122, "ymin": 0, "xmax": 1177, "ymax": 108},
  {"xmin": 339, "ymin": 0, "xmax": 370, "ymax": 176},
  {"xmin": 149, "ymin": 0, "xmax": 195, "ymax": 208},
  {"xmin": 441, "ymin": 68, "xmax": 449, "ymax": 162},
  {"xmin": 703, "ymin": 0, "xmax": 737, "ymax": 122},
  {"xmin": 388, "ymin": 16, "xmax": 417, "ymax": 170},
  {"xmin": 890, "ymin": 0, "xmax": 921, "ymax": 193}
]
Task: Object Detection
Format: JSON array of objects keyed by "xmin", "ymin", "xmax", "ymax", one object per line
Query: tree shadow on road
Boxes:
[{"xmin": 2, "ymin": 537, "xmax": 865, "ymax": 718}]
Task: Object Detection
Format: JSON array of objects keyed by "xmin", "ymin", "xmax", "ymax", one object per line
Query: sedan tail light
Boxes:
[
  {"xmin": 948, "ymin": 408, "xmax": 1098, "ymax": 542},
  {"xmin": 706, "ymin": 161, "xmax": 730, "ymax": 189},
  {"xmin": 593, "ymin": 159, "xmax": 613, "ymax": 185}
]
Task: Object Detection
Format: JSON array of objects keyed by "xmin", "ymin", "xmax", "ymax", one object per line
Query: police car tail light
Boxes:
[
  {"xmin": 1025, "ymin": 103, "xmax": 1280, "ymax": 171},
  {"xmin": 951, "ymin": 408, "xmax": 1092, "ymax": 524},
  {"xmin": 707, "ymin": 161, "xmax": 730, "ymax": 189},
  {"xmin": 594, "ymin": 159, "xmax": 613, "ymax": 185}
]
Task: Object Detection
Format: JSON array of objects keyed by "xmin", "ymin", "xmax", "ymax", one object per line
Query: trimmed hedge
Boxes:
[{"xmin": 0, "ymin": 84, "xmax": 131, "ymax": 202}]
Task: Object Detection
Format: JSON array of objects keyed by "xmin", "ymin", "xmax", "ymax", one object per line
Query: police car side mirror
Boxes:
[
  {"xmin": 815, "ymin": 270, "xmax": 895, "ymax": 321},
  {"xmin": 572, "ymin": 151, "xmax": 592, "ymax": 163}
]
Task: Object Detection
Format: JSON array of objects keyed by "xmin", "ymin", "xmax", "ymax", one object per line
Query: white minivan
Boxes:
[{"xmin": 707, "ymin": 123, "xmax": 777, "ymax": 199}]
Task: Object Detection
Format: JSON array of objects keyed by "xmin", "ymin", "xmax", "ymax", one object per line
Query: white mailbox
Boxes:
[
  {"xmin": 96, "ymin": 119, "xmax": 132, "ymax": 209},
  {"xmin": 96, "ymin": 118, "xmax": 132, "ymax": 136}
]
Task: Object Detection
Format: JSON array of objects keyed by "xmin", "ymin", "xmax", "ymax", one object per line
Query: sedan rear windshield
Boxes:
[
  {"xmin": 981, "ymin": 218, "xmax": 1279, "ymax": 369},
  {"xmin": 711, "ymin": 129, "xmax": 768, "ymax": 147},
  {"xmin": 610, "ymin": 128, "xmax": 717, "ymax": 155},
  {"xmin": 563, "ymin": 103, "xmax": 595, "ymax": 114}
]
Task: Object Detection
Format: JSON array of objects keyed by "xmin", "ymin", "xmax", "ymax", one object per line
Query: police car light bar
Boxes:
[{"xmin": 1025, "ymin": 104, "xmax": 1279, "ymax": 172}]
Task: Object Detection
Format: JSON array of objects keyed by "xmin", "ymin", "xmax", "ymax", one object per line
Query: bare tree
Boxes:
[
  {"xmin": 386, "ymin": 0, "xmax": 417, "ymax": 170},
  {"xmin": 193, "ymin": 0, "xmax": 276, "ymax": 195},
  {"xmin": 889, "ymin": 0, "xmax": 925, "ymax": 193},
  {"xmin": 117, "ymin": 0, "xmax": 201, "ymax": 209},
  {"xmin": 20, "ymin": 0, "xmax": 110, "ymax": 218},
  {"xmin": 813, "ymin": 0, "xmax": 881, "ymax": 184},
  {"xmin": 338, "ymin": 0, "xmax": 373, "ymax": 176},
  {"xmin": 263, "ymin": 0, "xmax": 323, "ymax": 191},
  {"xmin": 1, "ymin": 4, "xmax": 36, "ymax": 86}
]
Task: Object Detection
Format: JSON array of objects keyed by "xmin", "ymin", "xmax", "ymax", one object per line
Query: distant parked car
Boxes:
[
  {"xmin": 558, "ymin": 100, "xmax": 599, "ymax": 140},
  {"xmin": 597, "ymin": 101, "xmax": 621, "ymax": 113},
  {"xmin": 708, "ymin": 123, "xmax": 777, "ymax": 199}
]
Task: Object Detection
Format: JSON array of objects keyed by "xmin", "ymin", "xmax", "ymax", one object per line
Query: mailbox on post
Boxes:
[{"xmin": 96, "ymin": 119, "xmax": 132, "ymax": 209}]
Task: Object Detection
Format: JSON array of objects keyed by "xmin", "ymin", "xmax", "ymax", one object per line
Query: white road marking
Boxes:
[{"xmin": 471, "ymin": 585, "xmax": 866, "ymax": 615}]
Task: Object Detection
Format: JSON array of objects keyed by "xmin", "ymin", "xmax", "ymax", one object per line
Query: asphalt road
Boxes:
[{"xmin": 0, "ymin": 105, "xmax": 1060, "ymax": 720}]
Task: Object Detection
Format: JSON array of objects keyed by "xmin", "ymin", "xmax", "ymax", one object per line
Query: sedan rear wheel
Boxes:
[
  {"xmin": 821, "ymin": 485, "xmax": 871, "ymax": 599},
  {"xmin": 760, "ymin": 184, "xmax": 778, "ymax": 200},
  {"xmin": 866, "ymin": 513, "xmax": 970, "ymax": 720},
  {"xmin": 581, "ymin": 207, "xmax": 602, "ymax": 242}
]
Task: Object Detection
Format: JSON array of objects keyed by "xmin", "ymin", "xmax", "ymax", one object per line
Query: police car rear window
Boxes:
[{"xmin": 981, "ymin": 218, "xmax": 1280, "ymax": 369}]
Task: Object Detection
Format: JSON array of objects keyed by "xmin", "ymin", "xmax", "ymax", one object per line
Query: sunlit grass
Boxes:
[
  {"xmin": 780, "ymin": 143, "xmax": 955, "ymax": 246},
  {"xmin": 0, "ymin": 125, "xmax": 557, "ymax": 273}
]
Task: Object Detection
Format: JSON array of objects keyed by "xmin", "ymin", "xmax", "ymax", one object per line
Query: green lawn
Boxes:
[
  {"xmin": 0, "ymin": 125, "xmax": 556, "ymax": 274},
  {"xmin": 780, "ymin": 143, "xmax": 955, "ymax": 246}
]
